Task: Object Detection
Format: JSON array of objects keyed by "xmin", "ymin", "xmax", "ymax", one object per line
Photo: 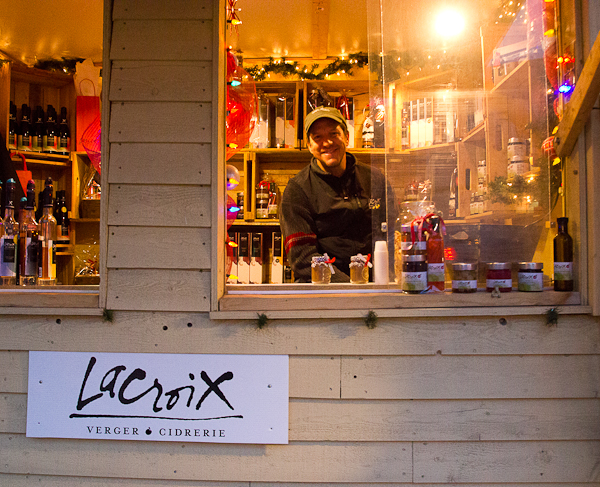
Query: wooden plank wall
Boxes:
[{"xmin": 2, "ymin": 0, "xmax": 600, "ymax": 486}]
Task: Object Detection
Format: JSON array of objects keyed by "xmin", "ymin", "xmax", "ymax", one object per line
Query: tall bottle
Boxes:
[
  {"xmin": 55, "ymin": 190, "xmax": 70, "ymax": 245},
  {"xmin": 58, "ymin": 107, "xmax": 71, "ymax": 155},
  {"xmin": 19, "ymin": 180, "xmax": 38, "ymax": 285},
  {"xmin": 43, "ymin": 105, "xmax": 58, "ymax": 153},
  {"xmin": 8, "ymin": 102, "xmax": 18, "ymax": 151},
  {"xmin": 554, "ymin": 217, "xmax": 573, "ymax": 291},
  {"xmin": 426, "ymin": 216, "xmax": 445, "ymax": 291},
  {"xmin": 0, "ymin": 179, "xmax": 19, "ymax": 285},
  {"xmin": 32, "ymin": 106, "xmax": 45, "ymax": 152},
  {"xmin": 38, "ymin": 178, "xmax": 57, "ymax": 285},
  {"xmin": 17, "ymin": 104, "xmax": 33, "ymax": 152}
]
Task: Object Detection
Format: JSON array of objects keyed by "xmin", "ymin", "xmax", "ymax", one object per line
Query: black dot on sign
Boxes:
[
  {"xmin": 146, "ymin": 428, "xmax": 152, "ymax": 435},
  {"xmin": 163, "ymin": 326, "xmax": 168, "ymax": 331}
]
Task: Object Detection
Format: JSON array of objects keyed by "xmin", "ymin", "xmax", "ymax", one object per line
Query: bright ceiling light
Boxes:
[{"xmin": 435, "ymin": 10, "xmax": 466, "ymax": 37}]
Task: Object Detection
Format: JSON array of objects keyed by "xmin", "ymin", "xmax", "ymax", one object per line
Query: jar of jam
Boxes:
[
  {"xmin": 486, "ymin": 262, "xmax": 512, "ymax": 292},
  {"xmin": 349, "ymin": 254, "xmax": 371, "ymax": 284},
  {"xmin": 400, "ymin": 223, "xmax": 427, "ymax": 256},
  {"xmin": 517, "ymin": 262, "xmax": 543, "ymax": 292},
  {"xmin": 452, "ymin": 263, "xmax": 478, "ymax": 293},
  {"xmin": 402, "ymin": 254, "xmax": 427, "ymax": 294},
  {"xmin": 311, "ymin": 255, "xmax": 333, "ymax": 284}
]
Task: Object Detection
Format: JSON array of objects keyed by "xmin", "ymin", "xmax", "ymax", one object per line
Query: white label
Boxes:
[
  {"xmin": 452, "ymin": 279, "xmax": 477, "ymax": 290},
  {"xmin": 402, "ymin": 271, "xmax": 427, "ymax": 291},
  {"xmin": 0, "ymin": 236, "xmax": 17, "ymax": 277},
  {"xmin": 518, "ymin": 272, "xmax": 543, "ymax": 291},
  {"xmin": 427, "ymin": 263, "xmax": 445, "ymax": 282},
  {"xmin": 554, "ymin": 262, "xmax": 573, "ymax": 281},
  {"xmin": 486, "ymin": 278, "xmax": 512, "ymax": 289}
]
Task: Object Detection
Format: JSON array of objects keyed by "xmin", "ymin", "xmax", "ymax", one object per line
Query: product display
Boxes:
[
  {"xmin": 485, "ymin": 262, "xmax": 512, "ymax": 292},
  {"xmin": 311, "ymin": 254, "xmax": 334, "ymax": 284},
  {"xmin": 452, "ymin": 263, "xmax": 478, "ymax": 293},
  {"xmin": 401, "ymin": 254, "xmax": 427, "ymax": 293},
  {"xmin": 427, "ymin": 216, "xmax": 445, "ymax": 291},
  {"xmin": 553, "ymin": 217, "xmax": 573, "ymax": 291},
  {"xmin": 349, "ymin": 253, "xmax": 371, "ymax": 284},
  {"xmin": 43, "ymin": 105, "xmax": 58, "ymax": 153},
  {"xmin": 18, "ymin": 180, "xmax": 38, "ymax": 285},
  {"xmin": 518, "ymin": 262, "xmax": 543, "ymax": 292},
  {"xmin": 38, "ymin": 178, "xmax": 57, "ymax": 285},
  {"xmin": 17, "ymin": 104, "xmax": 32, "ymax": 152},
  {"xmin": 0, "ymin": 179, "xmax": 19, "ymax": 285}
]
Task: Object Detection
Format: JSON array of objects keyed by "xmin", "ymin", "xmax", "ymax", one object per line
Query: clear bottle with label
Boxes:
[
  {"xmin": 427, "ymin": 216, "xmax": 445, "ymax": 291},
  {"xmin": 19, "ymin": 180, "xmax": 39, "ymax": 285},
  {"xmin": 256, "ymin": 181, "xmax": 269, "ymax": 219},
  {"xmin": 554, "ymin": 217, "xmax": 573, "ymax": 291},
  {"xmin": 0, "ymin": 179, "xmax": 19, "ymax": 285},
  {"xmin": 38, "ymin": 178, "xmax": 57, "ymax": 285}
]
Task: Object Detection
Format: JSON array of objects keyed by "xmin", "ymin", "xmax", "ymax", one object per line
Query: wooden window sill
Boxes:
[
  {"xmin": 213, "ymin": 285, "xmax": 586, "ymax": 319},
  {"xmin": 0, "ymin": 286, "xmax": 101, "ymax": 315}
]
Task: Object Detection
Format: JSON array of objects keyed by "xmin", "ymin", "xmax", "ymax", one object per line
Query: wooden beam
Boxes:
[
  {"xmin": 554, "ymin": 32, "xmax": 600, "ymax": 158},
  {"xmin": 311, "ymin": 0, "xmax": 330, "ymax": 60}
]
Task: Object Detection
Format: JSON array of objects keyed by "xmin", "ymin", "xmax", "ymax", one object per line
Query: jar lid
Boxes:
[
  {"xmin": 518, "ymin": 262, "xmax": 543, "ymax": 270},
  {"xmin": 507, "ymin": 137, "xmax": 526, "ymax": 144},
  {"xmin": 312, "ymin": 256, "xmax": 327, "ymax": 263},
  {"xmin": 403, "ymin": 254, "xmax": 426, "ymax": 262},
  {"xmin": 452, "ymin": 262, "xmax": 477, "ymax": 270},
  {"xmin": 487, "ymin": 262, "xmax": 511, "ymax": 270}
]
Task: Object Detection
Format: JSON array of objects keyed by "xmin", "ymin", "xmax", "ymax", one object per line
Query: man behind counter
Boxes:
[{"xmin": 280, "ymin": 107, "xmax": 394, "ymax": 282}]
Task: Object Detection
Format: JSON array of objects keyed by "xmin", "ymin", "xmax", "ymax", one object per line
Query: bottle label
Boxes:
[
  {"xmin": 0, "ymin": 237, "xmax": 17, "ymax": 276},
  {"xmin": 452, "ymin": 279, "xmax": 477, "ymax": 290},
  {"xmin": 427, "ymin": 263, "xmax": 445, "ymax": 282},
  {"xmin": 18, "ymin": 135, "xmax": 32, "ymax": 151},
  {"xmin": 486, "ymin": 278, "xmax": 512, "ymax": 289},
  {"xmin": 32, "ymin": 135, "xmax": 43, "ymax": 152},
  {"xmin": 401, "ymin": 240, "xmax": 426, "ymax": 251},
  {"xmin": 554, "ymin": 262, "xmax": 573, "ymax": 281},
  {"xmin": 43, "ymin": 135, "xmax": 58, "ymax": 151},
  {"xmin": 8, "ymin": 133, "xmax": 16, "ymax": 149},
  {"xmin": 25, "ymin": 238, "xmax": 37, "ymax": 276},
  {"xmin": 518, "ymin": 272, "xmax": 543, "ymax": 292},
  {"xmin": 59, "ymin": 136, "xmax": 71, "ymax": 152},
  {"xmin": 402, "ymin": 271, "xmax": 427, "ymax": 291}
]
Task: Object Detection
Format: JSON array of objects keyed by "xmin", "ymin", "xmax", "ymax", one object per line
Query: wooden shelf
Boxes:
[{"xmin": 11, "ymin": 152, "xmax": 71, "ymax": 167}]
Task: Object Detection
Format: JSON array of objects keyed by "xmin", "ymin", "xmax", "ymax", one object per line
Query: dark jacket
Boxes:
[{"xmin": 280, "ymin": 153, "xmax": 394, "ymax": 282}]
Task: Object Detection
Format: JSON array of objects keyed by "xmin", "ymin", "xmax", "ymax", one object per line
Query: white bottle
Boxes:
[{"xmin": 374, "ymin": 240, "xmax": 389, "ymax": 284}]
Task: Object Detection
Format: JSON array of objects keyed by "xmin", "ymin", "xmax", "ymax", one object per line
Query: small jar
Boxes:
[
  {"xmin": 452, "ymin": 263, "xmax": 478, "ymax": 293},
  {"xmin": 486, "ymin": 262, "xmax": 512, "ymax": 292},
  {"xmin": 311, "ymin": 255, "xmax": 332, "ymax": 284},
  {"xmin": 400, "ymin": 223, "xmax": 426, "ymax": 256},
  {"xmin": 402, "ymin": 254, "xmax": 427, "ymax": 294},
  {"xmin": 349, "ymin": 254, "xmax": 370, "ymax": 284},
  {"xmin": 518, "ymin": 262, "xmax": 544, "ymax": 292}
]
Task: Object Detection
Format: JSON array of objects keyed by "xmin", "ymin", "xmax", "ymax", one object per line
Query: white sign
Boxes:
[{"xmin": 27, "ymin": 351, "xmax": 289, "ymax": 444}]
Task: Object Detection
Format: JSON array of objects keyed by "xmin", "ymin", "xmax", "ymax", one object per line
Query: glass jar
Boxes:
[
  {"xmin": 518, "ymin": 262, "xmax": 543, "ymax": 292},
  {"xmin": 311, "ymin": 255, "xmax": 332, "ymax": 284},
  {"xmin": 452, "ymin": 263, "xmax": 478, "ymax": 293},
  {"xmin": 402, "ymin": 254, "xmax": 427, "ymax": 294},
  {"xmin": 349, "ymin": 254, "xmax": 371, "ymax": 284},
  {"xmin": 486, "ymin": 262, "xmax": 512, "ymax": 292},
  {"xmin": 399, "ymin": 223, "xmax": 426, "ymax": 256}
]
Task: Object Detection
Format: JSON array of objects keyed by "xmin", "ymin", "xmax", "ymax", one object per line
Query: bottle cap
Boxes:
[
  {"xmin": 518, "ymin": 262, "xmax": 543, "ymax": 270},
  {"xmin": 487, "ymin": 262, "xmax": 511, "ymax": 270}
]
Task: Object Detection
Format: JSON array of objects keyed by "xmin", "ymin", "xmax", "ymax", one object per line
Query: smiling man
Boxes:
[{"xmin": 280, "ymin": 107, "xmax": 395, "ymax": 282}]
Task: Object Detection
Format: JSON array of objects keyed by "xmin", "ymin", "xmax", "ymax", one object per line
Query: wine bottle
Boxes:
[
  {"xmin": 38, "ymin": 178, "xmax": 57, "ymax": 285},
  {"xmin": 554, "ymin": 217, "xmax": 573, "ymax": 291},
  {"xmin": 0, "ymin": 179, "xmax": 19, "ymax": 285},
  {"xmin": 17, "ymin": 104, "xmax": 33, "ymax": 152},
  {"xmin": 32, "ymin": 106, "xmax": 45, "ymax": 152},
  {"xmin": 8, "ymin": 102, "xmax": 18, "ymax": 151},
  {"xmin": 43, "ymin": 105, "xmax": 58, "ymax": 153},
  {"xmin": 58, "ymin": 107, "xmax": 71, "ymax": 154},
  {"xmin": 55, "ymin": 190, "xmax": 70, "ymax": 245},
  {"xmin": 19, "ymin": 180, "xmax": 38, "ymax": 285},
  {"xmin": 426, "ymin": 216, "xmax": 445, "ymax": 291}
]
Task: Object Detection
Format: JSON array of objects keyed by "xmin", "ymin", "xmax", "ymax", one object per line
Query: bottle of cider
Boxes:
[
  {"xmin": 0, "ymin": 179, "xmax": 18, "ymax": 285},
  {"xmin": 17, "ymin": 104, "xmax": 33, "ymax": 152},
  {"xmin": 19, "ymin": 180, "xmax": 39, "ymax": 285},
  {"xmin": 32, "ymin": 106, "xmax": 45, "ymax": 152},
  {"xmin": 43, "ymin": 105, "xmax": 58, "ymax": 153},
  {"xmin": 554, "ymin": 217, "xmax": 573, "ymax": 291},
  {"xmin": 38, "ymin": 178, "xmax": 57, "ymax": 285},
  {"xmin": 58, "ymin": 107, "xmax": 71, "ymax": 154}
]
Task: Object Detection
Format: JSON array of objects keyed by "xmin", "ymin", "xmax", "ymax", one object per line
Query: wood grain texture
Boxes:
[
  {"xmin": 0, "ymin": 312, "xmax": 598, "ymax": 357},
  {"xmin": 414, "ymin": 440, "xmax": 600, "ymax": 483},
  {"xmin": 107, "ymin": 184, "xmax": 210, "ymax": 227},
  {"xmin": 109, "ymin": 102, "xmax": 211, "ymax": 143},
  {"xmin": 0, "ymin": 394, "xmax": 26, "ymax": 434},
  {"xmin": 110, "ymin": 61, "xmax": 212, "ymax": 102},
  {"xmin": 0, "ymin": 434, "xmax": 411, "ymax": 483},
  {"xmin": 341, "ymin": 355, "xmax": 600, "ymax": 399},
  {"xmin": 0, "ymin": 475, "xmax": 247, "ymax": 487},
  {"xmin": 110, "ymin": 20, "xmax": 212, "ymax": 61},
  {"xmin": 0, "ymin": 352, "xmax": 28, "ymax": 394},
  {"xmin": 107, "ymin": 226, "xmax": 211, "ymax": 269},
  {"xmin": 113, "ymin": 0, "xmax": 213, "ymax": 20},
  {"xmin": 108, "ymin": 143, "xmax": 211, "ymax": 185},
  {"xmin": 106, "ymin": 269, "xmax": 210, "ymax": 312}
]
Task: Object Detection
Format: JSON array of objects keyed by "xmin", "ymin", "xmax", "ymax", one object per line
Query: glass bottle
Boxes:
[
  {"xmin": 38, "ymin": 178, "xmax": 57, "ymax": 285},
  {"xmin": 426, "ymin": 216, "xmax": 445, "ymax": 291},
  {"xmin": 554, "ymin": 217, "xmax": 573, "ymax": 291},
  {"xmin": 19, "ymin": 180, "xmax": 38, "ymax": 285},
  {"xmin": 43, "ymin": 105, "xmax": 58, "ymax": 153},
  {"xmin": 8, "ymin": 102, "xmax": 18, "ymax": 151},
  {"xmin": 0, "ymin": 179, "xmax": 19, "ymax": 285},
  {"xmin": 58, "ymin": 107, "xmax": 71, "ymax": 155},
  {"xmin": 32, "ymin": 106, "xmax": 45, "ymax": 152},
  {"xmin": 55, "ymin": 190, "xmax": 70, "ymax": 245},
  {"xmin": 17, "ymin": 104, "xmax": 33, "ymax": 152}
]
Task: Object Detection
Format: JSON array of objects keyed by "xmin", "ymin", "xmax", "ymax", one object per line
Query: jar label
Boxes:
[
  {"xmin": 452, "ymin": 279, "xmax": 477, "ymax": 290},
  {"xmin": 486, "ymin": 278, "xmax": 512, "ymax": 289},
  {"xmin": 402, "ymin": 271, "xmax": 427, "ymax": 291},
  {"xmin": 427, "ymin": 263, "xmax": 445, "ymax": 282},
  {"xmin": 518, "ymin": 272, "xmax": 543, "ymax": 291},
  {"xmin": 401, "ymin": 240, "xmax": 426, "ymax": 251},
  {"xmin": 554, "ymin": 262, "xmax": 573, "ymax": 281}
]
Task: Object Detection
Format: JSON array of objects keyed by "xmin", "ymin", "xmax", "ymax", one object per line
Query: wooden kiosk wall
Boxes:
[{"xmin": 1, "ymin": 0, "xmax": 600, "ymax": 485}]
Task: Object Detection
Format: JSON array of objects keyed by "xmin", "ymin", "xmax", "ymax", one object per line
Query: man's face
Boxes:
[{"xmin": 307, "ymin": 118, "xmax": 349, "ymax": 177}]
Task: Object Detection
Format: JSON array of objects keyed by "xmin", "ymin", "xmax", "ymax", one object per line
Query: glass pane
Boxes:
[{"xmin": 366, "ymin": 0, "xmax": 564, "ymax": 290}]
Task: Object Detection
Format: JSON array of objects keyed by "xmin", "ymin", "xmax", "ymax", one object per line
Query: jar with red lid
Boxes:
[{"xmin": 486, "ymin": 262, "xmax": 512, "ymax": 292}]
